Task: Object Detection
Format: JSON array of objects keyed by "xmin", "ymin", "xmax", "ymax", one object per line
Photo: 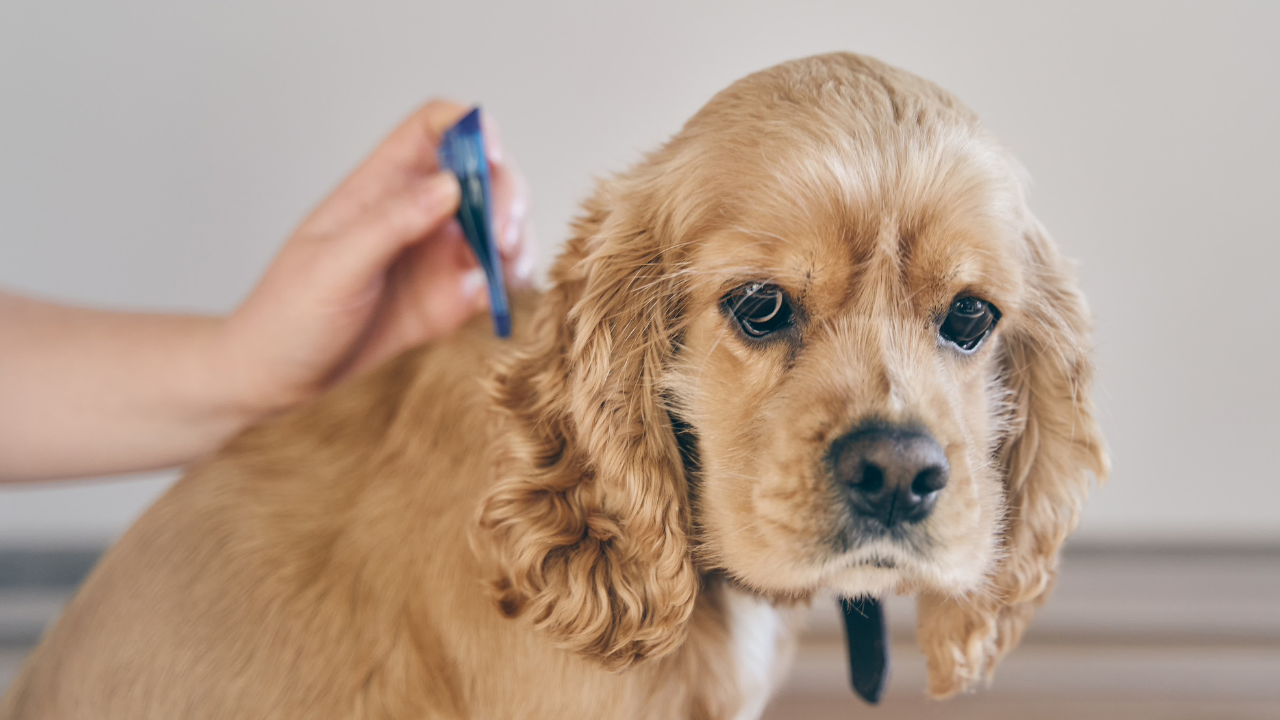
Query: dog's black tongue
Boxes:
[{"xmin": 839, "ymin": 596, "xmax": 890, "ymax": 705}]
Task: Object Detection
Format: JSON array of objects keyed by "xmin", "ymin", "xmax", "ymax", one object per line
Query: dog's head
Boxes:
[{"xmin": 478, "ymin": 53, "xmax": 1107, "ymax": 696}]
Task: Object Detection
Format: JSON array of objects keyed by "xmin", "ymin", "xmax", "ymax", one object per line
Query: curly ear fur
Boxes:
[
  {"xmin": 476, "ymin": 181, "xmax": 699, "ymax": 670},
  {"xmin": 918, "ymin": 217, "xmax": 1110, "ymax": 697}
]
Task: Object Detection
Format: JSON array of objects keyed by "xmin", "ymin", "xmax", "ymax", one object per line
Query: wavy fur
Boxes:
[{"xmin": 478, "ymin": 184, "xmax": 701, "ymax": 668}]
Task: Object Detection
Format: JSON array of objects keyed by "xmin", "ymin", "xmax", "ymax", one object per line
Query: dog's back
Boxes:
[
  {"xmin": 2, "ymin": 293, "xmax": 791, "ymax": 720},
  {"xmin": 3, "ymin": 312, "xmax": 509, "ymax": 718}
]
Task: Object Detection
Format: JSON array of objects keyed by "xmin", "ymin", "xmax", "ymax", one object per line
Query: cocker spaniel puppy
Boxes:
[{"xmin": 3, "ymin": 52, "xmax": 1106, "ymax": 719}]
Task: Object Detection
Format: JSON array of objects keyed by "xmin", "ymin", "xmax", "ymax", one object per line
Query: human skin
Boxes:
[{"xmin": 0, "ymin": 100, "xmax": 534, "ymax": 483}]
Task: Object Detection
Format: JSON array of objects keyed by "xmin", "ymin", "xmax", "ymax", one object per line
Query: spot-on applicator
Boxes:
[
  {"xmin": 841, "ymin": 596, "xmax": 891, "ymax": 705},
  {"xmin": 437, "ymin": 107, "xmax": 511, "ymax": 337}
]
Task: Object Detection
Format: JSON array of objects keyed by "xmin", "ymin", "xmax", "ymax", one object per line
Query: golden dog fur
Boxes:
[{"xmin": 2, "ymin": 53, "xmax": 1107, "ymax": 719}]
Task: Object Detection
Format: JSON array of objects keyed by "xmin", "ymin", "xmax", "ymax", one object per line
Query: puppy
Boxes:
[{"xmin": 2, "ymin": 52, "xmax": 1107, "ymax": 719}]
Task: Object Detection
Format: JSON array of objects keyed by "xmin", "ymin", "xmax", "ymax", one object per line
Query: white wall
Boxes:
[{"xmin": 2, "ymin": 1, "xmax": 1277, "ymax": 545}]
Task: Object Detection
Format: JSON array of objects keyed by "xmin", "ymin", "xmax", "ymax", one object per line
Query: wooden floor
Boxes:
[{"xmin": 2, "ymin": 545, "xmax": 1278, "ymax": 719}]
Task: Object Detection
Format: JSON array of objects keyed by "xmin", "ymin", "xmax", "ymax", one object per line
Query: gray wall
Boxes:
[{"xmin": 1, "ymin": 1, "xmax": 1277, "ymax": 544}]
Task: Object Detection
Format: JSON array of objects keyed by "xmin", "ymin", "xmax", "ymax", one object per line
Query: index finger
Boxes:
[
  {"xmin": 312, "ymin": 100, "xmax": 473, "ymax": 230},
  {"xmin": 303, "ymin": 100, "xmax": 511, "ymax": 238},
  {"xmin": 361, "ymin": 99, "xmax": 473, "ymax": 178}
]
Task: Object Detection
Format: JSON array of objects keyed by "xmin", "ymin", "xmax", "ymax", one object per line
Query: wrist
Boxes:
[
  {"xmin": 197, "ymin": 316, "xmax": 282, "ymax": 439},
  {"xmin": 206, "ymin": 309, "xmax": 326, "ymax": 433}
]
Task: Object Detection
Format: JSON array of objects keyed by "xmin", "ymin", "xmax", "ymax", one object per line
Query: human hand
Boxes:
[{"xmin": 216, "ymin": 100, "xmax": 534, "ymax": 417}]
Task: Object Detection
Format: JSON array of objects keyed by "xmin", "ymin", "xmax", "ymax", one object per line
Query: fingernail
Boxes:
[
  {"xmin": 500, "ymin": 192, "xmax": 526, "ymax": 252},
  {"xmin": 502, "ymin": 216, "xmax": 521, "ymax": 252},
  {"xmin": 481, "ymin": 111, "xmax": 503, "ymax": 164},
  {"xmin": 460, "ymin": 267, "xmax": 487, "ymax": 301},
  {"xmin": 513, "ymin": 243, "xmax": 536, "ymax": 281}
]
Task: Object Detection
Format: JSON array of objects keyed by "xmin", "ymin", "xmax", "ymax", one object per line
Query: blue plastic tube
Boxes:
[{"xmin": 437, "ymin": 107, "xmax": 511, "ymax": 337}]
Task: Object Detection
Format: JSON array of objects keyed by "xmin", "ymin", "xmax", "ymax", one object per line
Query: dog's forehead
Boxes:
[
  {"xmin": 665, "ymin": 55, "xmax": 1031, "ymax": 313},
  {"xmin": 689, "ymin": 133, "xmax": 1027, "ymax": 315}
]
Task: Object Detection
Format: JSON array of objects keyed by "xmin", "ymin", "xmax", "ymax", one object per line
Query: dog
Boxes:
[{"xmin": 2, "ymin": 52, "xmax": 1107, "ymax": 719}]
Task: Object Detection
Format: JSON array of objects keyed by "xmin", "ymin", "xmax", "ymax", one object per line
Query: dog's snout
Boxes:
[{"xmin": 828, "ymin": 424, "xmax": 949, "ymax": 527}]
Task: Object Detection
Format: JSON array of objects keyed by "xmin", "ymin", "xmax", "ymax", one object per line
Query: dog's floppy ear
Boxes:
[
  {"xmin": 917, "ymin": 216, "xmax": 1109, "ymax": 697},
  {"xmin": 477, "ymin": 179, "xmax": 698, "ymax": 670}
]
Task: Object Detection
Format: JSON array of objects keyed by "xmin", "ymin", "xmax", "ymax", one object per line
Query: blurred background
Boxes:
[{"xmin": 1, "ymin": 1, "xmax": 1277, "ymax": 717}]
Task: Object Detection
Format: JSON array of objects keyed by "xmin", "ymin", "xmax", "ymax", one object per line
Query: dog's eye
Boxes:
[
  {"xmin": 723, "ymin": 283, "xmax": 794, "ymax": 338},
  {"xmin": 939, "ymin": 296, "xmax": 1000, "ymax": 352}
]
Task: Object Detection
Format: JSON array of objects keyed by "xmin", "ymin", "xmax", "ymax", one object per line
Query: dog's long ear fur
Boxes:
[
  {"xmin": 917, "ymin": 216, "xmax": 1109, "ymax": 697},
  {"xmin": 477, "ymin": 179, "xmax": 699, "ymax": 670}
]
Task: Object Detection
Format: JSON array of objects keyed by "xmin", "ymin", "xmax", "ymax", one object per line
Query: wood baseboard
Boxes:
[{"xmin": 3, "ymin": 543, "xmax": 1279, "ymax": 716}]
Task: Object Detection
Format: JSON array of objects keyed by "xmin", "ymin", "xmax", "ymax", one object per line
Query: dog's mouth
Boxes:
[
  {"xmin": 831, "ymin": 516, "xmax": 934, "ymax": 572},
  {"xmin": 852, "ymin": 555, "xmax": 898, "ymax": 569}
]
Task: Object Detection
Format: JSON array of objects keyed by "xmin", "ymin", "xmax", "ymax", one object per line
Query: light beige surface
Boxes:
[{"xmin": 2, "ymin": 1, "xmax": 1279, "ymax": 544}]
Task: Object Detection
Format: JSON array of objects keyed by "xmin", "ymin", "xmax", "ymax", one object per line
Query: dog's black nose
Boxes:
[{"xmin": 828, "ymin": 424, "xmax": 949, "ymax": 527}]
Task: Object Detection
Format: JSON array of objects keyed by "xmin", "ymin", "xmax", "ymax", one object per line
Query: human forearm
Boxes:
[
  {"xmin": 0, "ymin": 292, "xmax": 258, "ymax": 482},
  {"xmin": 0, "ymin": 102, "xmax": 533, "ymax": 484}
]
